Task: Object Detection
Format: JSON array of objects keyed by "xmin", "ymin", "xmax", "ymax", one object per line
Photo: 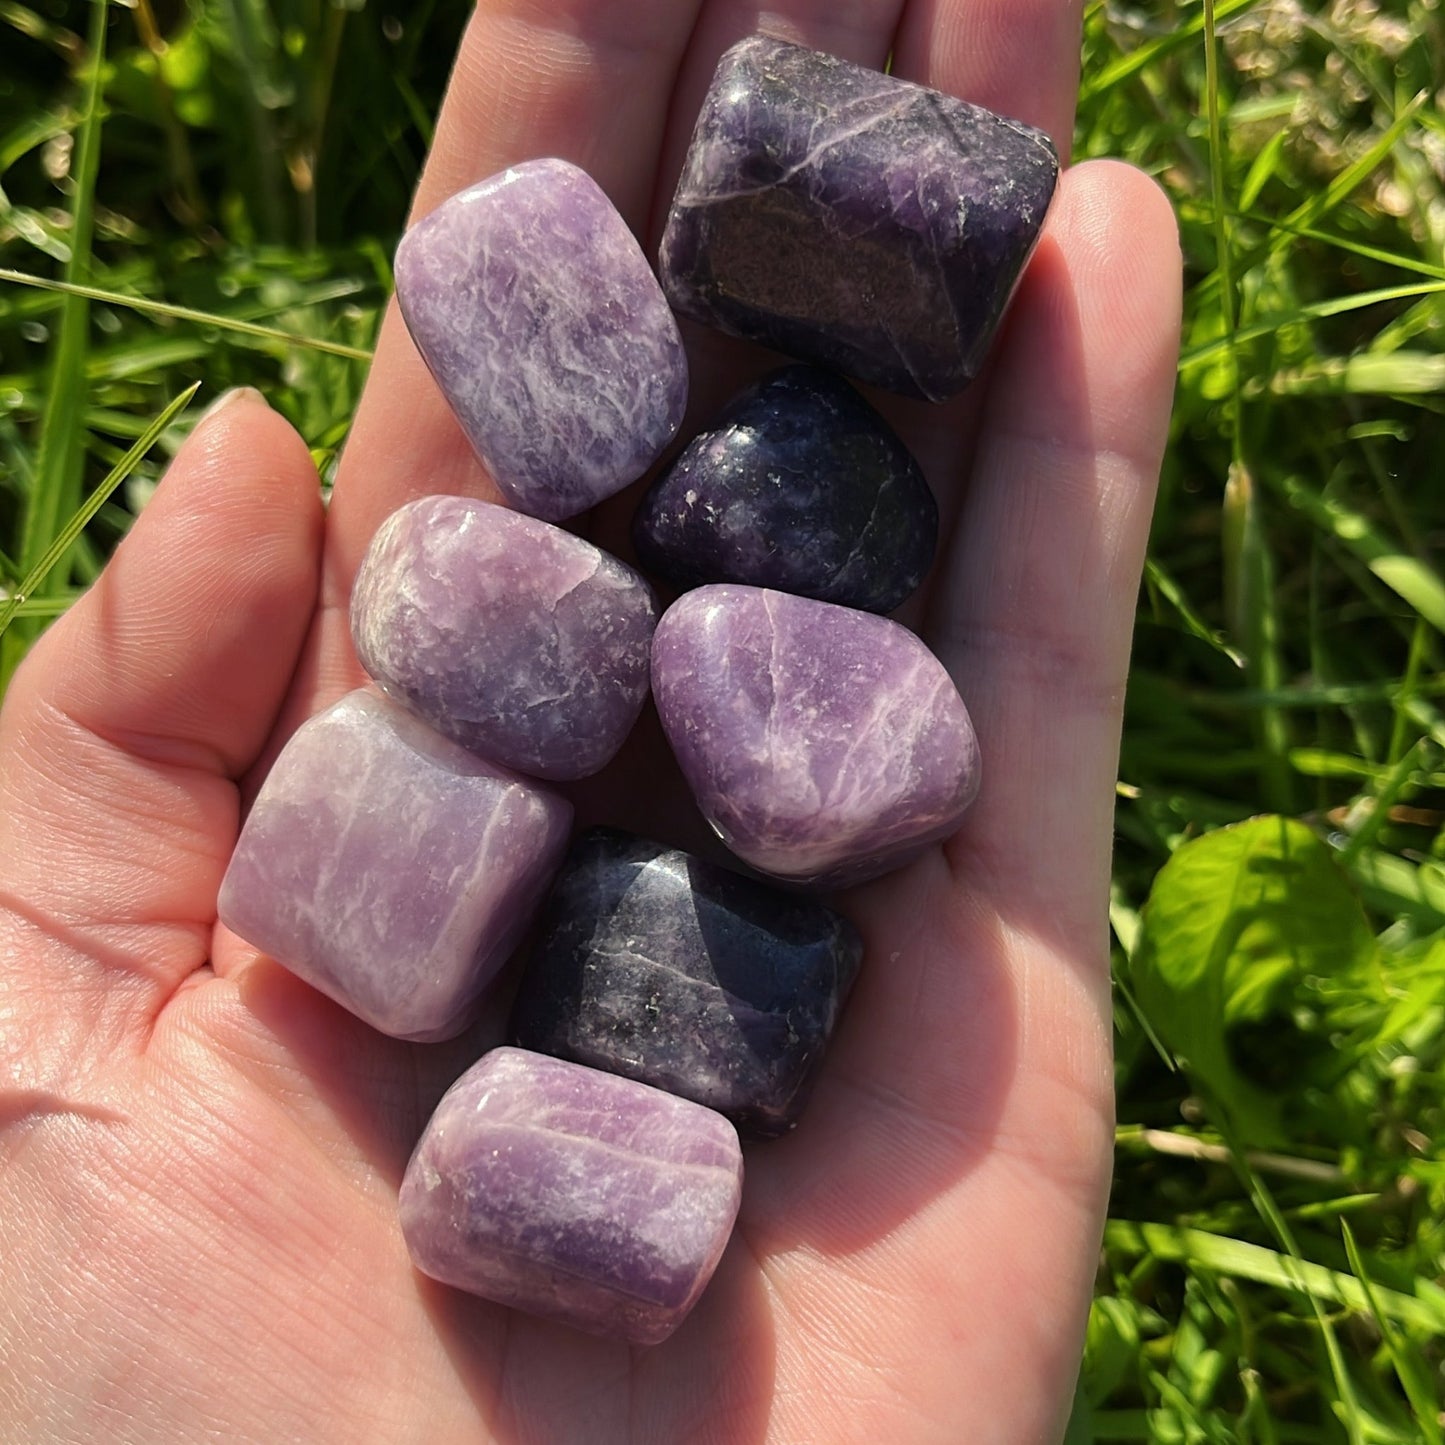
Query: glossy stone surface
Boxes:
[
  {"xmin": 511, "ymin": 828, "xmax": 863, "ymax": 1137},
  {"xmin": 396, "ymin": 158, "xmax": 687, "ymax": 520},
  {"xmin": 218, "ymin": 691, "xmax": 572, "ymax": 1041},
  {"xmin": 652, "ymin": 586, "xmax": 980, "ymax": 886},
  {"xmin": 352, "ymin": 497, "xmax": 657, "ymax": 781},
  {"xmin": 400, "ymin": 1047, "xmax": 743, "ymax": 1344},
  {"xmin": 660, "ymin": 36, "xmax": 1059, "ymax": 402},
  {"xmin": 634, "ymin": 365, "xmax": 936, "ymax": 613}
]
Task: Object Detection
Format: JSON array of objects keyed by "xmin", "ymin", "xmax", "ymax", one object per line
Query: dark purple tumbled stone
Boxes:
[
  {"xmin": 632, "ymin": 365, "xmax": 937, "ymax": 614},
  {"xmin": 400, "ymin": 1047, "xmax": 743, "ymax": 1345},
  {"xmin": 218, "ymin": 690, "xmax": 572, "ymax": 1041},
  {"xmin": 395, "ymin": 158, "xmax": 687, "ymax": 520},
  {"xmin": 351, "ymin": 496, "xmax": 657, "ymax": 781},
  {"xmin": 511, "ymin": 828, "xmax": 863, "ymax": 1138},
  {"xmin": 651, "ymin": 586, "xmax": 981, "ymax": 887},
  {"xmin": 659, "ymin": 35, "xmax": 1059, "ymax": 402}
]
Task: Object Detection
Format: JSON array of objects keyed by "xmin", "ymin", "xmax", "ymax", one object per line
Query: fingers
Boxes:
[
  {"xmin": 929, "ymin": 160, "xmax": 1182, "ymax": 951},
  {"xmin": 0, "ymin": 390, "xmax": 323, "ymax": 1054},
  {"xmin": 892, "ymin": 0, "xmax": 1084, "ymax": 152}
]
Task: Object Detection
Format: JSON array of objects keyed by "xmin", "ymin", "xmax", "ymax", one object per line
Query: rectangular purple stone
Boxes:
[
  {"xmin": 400, "ymin": 1048, "xmax": 743, "ymax": 1345},
  {"xmin": 218, "ymin": 690, "xmax": 572, "ymax": 1041},
  {"xmin": 395, "ymin": 159, "xmax": 688, "ymax": 520},
  {"xmin": 660, "ymin": 35, "xmax": 1059, "ymax": 401}
]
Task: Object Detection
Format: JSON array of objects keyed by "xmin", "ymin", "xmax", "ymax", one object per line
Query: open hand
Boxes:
[{"xmin": 0, "ymin": 2, "xmax": 1180, "ymax": 1440}]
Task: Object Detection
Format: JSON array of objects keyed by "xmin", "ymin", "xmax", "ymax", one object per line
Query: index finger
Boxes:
[{"xmin": 318, "ymin": 0, "xmax": 705, "ymax": 632}]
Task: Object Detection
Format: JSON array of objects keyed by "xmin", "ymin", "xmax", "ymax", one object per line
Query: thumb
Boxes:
[{"xmin": 0, "ymin": 388, "xmax": 324, "ymax": 1072}]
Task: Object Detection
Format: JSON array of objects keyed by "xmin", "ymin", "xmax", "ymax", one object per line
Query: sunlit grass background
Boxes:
[{"xmin": 2, "ymin": 1, "xmax": 1443, "ymax": 1438}]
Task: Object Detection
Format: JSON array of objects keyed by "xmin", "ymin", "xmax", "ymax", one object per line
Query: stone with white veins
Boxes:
[
  {"xmin": 651, "ymin": 585, "xmax": 981, "ymax": 886},
  {"xmin": 395, "ymin": 158, "xmax": 688, "ymax": 520},
  {"xmin": 400, "ymin": 1047, "xmax": 743, "ymax": 1345},
  {"xmin": 659, "ymin": 35, "xmax": 1059, "ymax": 401},
  {"xmin": 218, "ymin": 690, "xmax": 572, "ymax": 1041},
  {"xmin": 351, "ymin": 496, "xmax": 657, "ymax": 781}
]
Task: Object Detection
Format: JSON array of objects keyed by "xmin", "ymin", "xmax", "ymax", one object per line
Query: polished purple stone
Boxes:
[
  {"xmin": 218, "ymin": 691, "xmax": 572, "ymax": 1041},
  {"xmin": 659, "ymin": 36, "xmax": 1059, "ymax": 401},
  {"xmin": 400, "ymin": 1047, "xmax": 743, "ymax": 1344},
  {"xmin": 511, "ymin": 828, "xmax": 862, "ymax": 1138},
  {"xmin": 651, "ymin": 586, "xmax": 981, "ymax": 886},
  {"xmin": 633, "ymin": 364, "xmax": 937, "ymax": 613},
  {"xmin": 352, "ymin": 497, "xmax": 657, "ymax": 781},
  {"xmin": 395, "ymin": 158, "xmax": 688, "ymax": 520}
]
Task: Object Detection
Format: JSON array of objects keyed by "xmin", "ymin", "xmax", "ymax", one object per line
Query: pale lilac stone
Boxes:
[
  {"xmin": 651, "ymin": 586, "xmax": 981, "ymax": 886},
  {"xmin": 218, "ymin": 690, "xmax": 572, "ymax": 1041},
  {"xmin": 395, "ymin": 158, "xmax": 688, "ymax": 521},
  {"xmin": 400, "ymin": 1047, "xmax": 743, "ymax": 1345},
  {"xmin": 352, "ymin": 497, "xmax": 657, "ymax": 781}
]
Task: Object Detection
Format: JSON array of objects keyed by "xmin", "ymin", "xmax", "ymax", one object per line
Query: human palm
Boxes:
[{"xmin": 0, "ymin": 2, "xmax": 1180, "ymax": 1441}]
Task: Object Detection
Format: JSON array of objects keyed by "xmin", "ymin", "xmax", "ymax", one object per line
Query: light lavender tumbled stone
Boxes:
[
  {"xmin": 400, "ymin": 1047, "xmax": 743, "ymax": 1345},
  {"xmin": 652, "ymin": 586, "xmax": 981, "ymax": 886},
  {"xmin": 395, "ymin": 158, "xmax": 688, "ymax": 521},
  {"xmin": 218, "ymin": 690, "xmax": 572, "ymax": 1041},
  {"xmin": 352, "ymin": 497, "xmax": 657, "ymax": 781}
]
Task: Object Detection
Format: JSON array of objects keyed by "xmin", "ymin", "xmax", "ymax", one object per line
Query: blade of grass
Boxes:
[
  {"xmin": 1227, "ymin": 1144, "xmax": 1366, "ymax": 1445},
  {"xmin": 0, "ymin": 269, "xmax": 375, "ymax": 362},
  {"xmin": 3, "ymin": 0, "xmax": 108, "ymax": 679},
  {"xmin": 1178, "ymin": 282, "xmax": 1445, "ymax": 371},
  {"xmin": 1078, "ymin": 0, "xmax": 1257, "ymax": 102},
  {"xmin": 1103, "ymin": 1222, "xmax": 1445, "ymax": 1335},
  {"xmin": 0, "ymin": 381, "xmax": 200, "ymax": 645},
  {"xmin": 1340, "ymin": 1220, "xmax": 1443, "ymax": 1444},
  {"xmin": 1188, "ymin": 677, "xmax": 1445, "ymax": 710},
  {"xmin": 1277, "ymin": 94, "xmax": 1428, "ymax": 246},
  {"xmin": 1270, "ymin": 474, "xmax": 1445, "ymax": 634},
  {"xmin": 1, "ymin": 592, "xmax": 85, "ymax": 618},
  {"xmin": 1338, "ymin": 739, "xmax": 1432, "ymax": 865},
  {"xmin": 1204, "ymin": 1, "xmax": 1292, "ymax": 814},
  {"xmin": 1223, "ymin": 464, "xmax": 1293, "ymax": 811},
  {"xmin": 1388, "ymin": 619, "xmax": 1432, "ymax": 765},
  {"xmin": 1231, "ymin": 213, "xmax": 1445, "ymax": 280},
  {"xmin": 1265, "ymin": 351, "xmax": 1445, "ymax": 397},
  {"xmin": 1144, "ymin": 556, "xmax": 1245, "ymax": 664},
  {"xmin": 1341, "ymin": 848, "xmax": 1445, "ymax": 932}
]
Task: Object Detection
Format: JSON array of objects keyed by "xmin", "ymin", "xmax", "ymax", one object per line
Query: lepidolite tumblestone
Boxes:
[
  {"xmin": 395, "ymin": 158, "xmax": 687, "ymax": 520},
  {"xmin": 352, "ymin": 497, "xmax": 657, "ymax": 781},
  {"xmin": 652, "ymin": 587, "xmax": 981, "ymax": 886},
  {"xmin": 659, "ymin": 35, "xmax": 1059, "ymax": 402},
  {"xmin": 511, "ymin": 828, "xmax": 863, "ymax": 1138},
  {"xmin": 400, "ymin": 1047, "xmax": 743, "ymax": 1345},
  {"xmin": 218, "ymin": 690, "xmax": 572, "ymax": 1041},
  {"xmin": 633, "ymin": 364, "xmax": 937, "ymax": 614}
]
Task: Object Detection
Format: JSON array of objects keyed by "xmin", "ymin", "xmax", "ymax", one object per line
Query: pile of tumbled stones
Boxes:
[{"xmin": 219, "ymin": 34, "xmax": 1059, "ymax": 1346}]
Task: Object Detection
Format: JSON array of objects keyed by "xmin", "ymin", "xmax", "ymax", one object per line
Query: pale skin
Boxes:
[{"xmin": 0, "ymin": 1, "xmax": 1181, "ymax": 1440}]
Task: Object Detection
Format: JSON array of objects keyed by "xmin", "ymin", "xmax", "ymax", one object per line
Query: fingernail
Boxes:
[{"xmin": 200, "ymin": 385, "xmax": 268, "ymax": 422}]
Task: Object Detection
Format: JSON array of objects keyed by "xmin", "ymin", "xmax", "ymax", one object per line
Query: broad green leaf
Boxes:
[{"xmin": 1128, "ymin": 816, "xmax": 1375, "ymax": 1144}]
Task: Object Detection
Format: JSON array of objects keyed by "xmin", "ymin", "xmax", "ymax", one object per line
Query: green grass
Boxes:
[{"xmin": 3, "ymin": 1, "xmax": 1443, "ymax": 1437}]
